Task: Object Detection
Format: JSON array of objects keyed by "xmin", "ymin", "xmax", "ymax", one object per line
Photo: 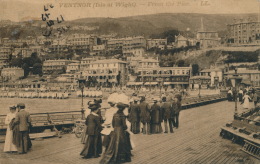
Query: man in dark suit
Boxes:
[
  {"xmin": 161, "ymin": 97, "xmax": 174, "ymax": 133},
  {"xmin": 139, "ymin": 96, "xmax": 151, "ymax": 135},
  {"xmin": 14, "ymin": 103, "xmax": 32, "ymax": 154}
]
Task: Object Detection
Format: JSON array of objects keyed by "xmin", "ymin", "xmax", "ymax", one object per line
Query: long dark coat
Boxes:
[
  {"xmin": 128, "ymin": 103, "xmax": 140, "ymax": 123},
  {"xmin": 139, "ymin": 102, "xmax": 150, "ymax": 123},
  {"xmin": 161, "ymin": 101, "xmax": 172, "ymax": 120}
]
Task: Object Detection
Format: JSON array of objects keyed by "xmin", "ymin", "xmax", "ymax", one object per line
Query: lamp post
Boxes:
[
  {"xmin": 229, "ymin": 68, "xmax": 242, "ymax": 116},
  {"xmin": 78, "ymin": 78, "xmax": 86, "ymax": 120},
  {"xmin": 198, "ymin": 78, "xmax": 201, "ymax": 98}
]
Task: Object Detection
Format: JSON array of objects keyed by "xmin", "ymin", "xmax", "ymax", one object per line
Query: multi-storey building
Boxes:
[
  {"xmin": 43, "ymin": 59, "xmax": 76, "ymax": 74},
  {"xmin": 227, "ymin": 18, "xmax": 260, "ymax": 45},
  {"xmin": 67, "ymin": 34, "xmax": 97, "ymax": 49},
  {"xmin": 196, "ymin": 31, "xmax": 220, "ymax": 49},
  {"xmin": 79, "ymin": 59, "xmax": 128, "ymax": 86},
  {"xmin": 80, "ymin": 58, "xmax": 96, "ymax": 71},
  {"xmin": 1, "ymin": 67, "xmax": 24, "ymax": 80},
  {"xmin": 134, "ymin": 66, "xmax": 192, "ymax": 88},
  {"xmin": 106, "ymin": 38, "xmax": 124, "ymax": 51},
  {"xmin": 66, "ymin": 61, "xmax": 80, "ymax": 73},
  {"xmin": 0, "ymin": 46, "xmax": 11, "ymax": 68},
  {"xmin": 122, "ymin": 36, "xmax": 146, "ymax": 51},
  {"xmin": 123, "ymin": 47, "xmax": 145, "ymax": 57},
  {"xmin": 146, "ymin": 38, "xmax": 167, "ymax": 50}
]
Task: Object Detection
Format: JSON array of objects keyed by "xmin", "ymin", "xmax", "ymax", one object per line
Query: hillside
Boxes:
[
  {"xmin": 1, "ymin": 13, "xmax": 258, "ymax": 39},
  {"xmin": 68, "ymin": 13, "xmax": 258, "ymax": 37}
]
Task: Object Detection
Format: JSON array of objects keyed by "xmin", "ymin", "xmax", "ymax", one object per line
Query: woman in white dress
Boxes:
[
  {"xmin": 4, "ymin": 106, "xmax": 18, "ymax": 152},
  {"xmin": 242, "ymin": 93, "xmax": 252, "ymax": 109}
]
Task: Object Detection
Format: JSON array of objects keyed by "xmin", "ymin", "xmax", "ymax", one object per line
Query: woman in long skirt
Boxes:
[
  {"xmin": 100, "ymin": 103, "xmax": 132, "ymax": 164},
  {"xmin": 4, "ymin": 106, "xmax": 18, "ymax": 153},
  {"xmin": 80, "ymin": 101, "xmax": 102, "ymax": 158},
  {"xmin": 241, "ymin": 93, "xmax": 252, "ymax": 109}
]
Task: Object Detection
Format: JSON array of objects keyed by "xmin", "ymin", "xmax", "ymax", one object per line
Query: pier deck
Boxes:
[{"xmin": 0, "ymin": 101, "xmax": 259, "ymax": 164}]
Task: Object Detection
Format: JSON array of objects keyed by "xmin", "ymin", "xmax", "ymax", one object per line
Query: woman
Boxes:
[
  {"xmin": 100, "ymin": 102, "xmax": 132, "ymax": 164},
  {"xmin": 241, "ymin": 93, "xmax": 252, "ymax": 109},
  {"xmin": 150, "ymin": 99, "xmax": 162, "ymax": 134},
  {"xmin": 81, "ymin": 107, "xmax": 91, "ymax": 144},
  {"xmin": 80, "ymin": 101, "xmax": 102, "ymax": 158},
  {"xmin": 4, "ymin": 106, "xmax": 18, "ymax": 153}
]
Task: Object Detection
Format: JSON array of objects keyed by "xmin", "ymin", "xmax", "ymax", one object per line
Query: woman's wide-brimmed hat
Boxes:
[
  {"xmin": 88, "ymin": 101, "xmax": 99, "ymax": 110},
  {"xmin": 117, "ymin": 102, "xmax": 129, "ymax": 109},
  {"xmin": 9, "ymin": 106, "xmax": 16, "ymax": 110}
]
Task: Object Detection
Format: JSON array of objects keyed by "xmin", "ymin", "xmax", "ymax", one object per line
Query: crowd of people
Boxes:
[
  {"xmin": 227, "ymin": 87, "xmax": 259, "ymax": 109},
  {"xmin": 3, "ymin": 92, "xmax": 182, "ymax": 163},
  {"xmin": 78, "ymin": 93, "xmax": 182, "ymax": 164}
]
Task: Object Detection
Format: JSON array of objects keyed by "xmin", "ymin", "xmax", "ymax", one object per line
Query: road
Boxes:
[{"xmin": 0, "ymin": 101, "xmax": 259, "ymax": 164}]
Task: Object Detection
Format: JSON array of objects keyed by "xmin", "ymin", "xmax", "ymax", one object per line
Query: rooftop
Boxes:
[{"xmin": 92, "ymin": 59, "xmax": 127, "ymax": 64}]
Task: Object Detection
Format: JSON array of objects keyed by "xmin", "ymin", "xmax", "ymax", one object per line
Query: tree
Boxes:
[
  {"xmin": 192, "ymin": 64, "xmax": 199, "ymax": 76},
  {"xmin": 32, "ymin": 63, "xmax": 43, "ymax": 76},
  {"xmin": 176, "ymin": 60, "xmax": 185, "ymax": 67},
  {"xmin": 22, "ymin": 63, "xmax": 30, "ymax": 77},
  {"xmin": 10, "ymin": 57, "xmax": 23, "ymax": 67}
]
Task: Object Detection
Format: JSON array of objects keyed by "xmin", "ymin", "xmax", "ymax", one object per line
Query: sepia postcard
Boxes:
[{"xmin": 0, "ymin": 0, "xmax": 260, "ymax": 163}]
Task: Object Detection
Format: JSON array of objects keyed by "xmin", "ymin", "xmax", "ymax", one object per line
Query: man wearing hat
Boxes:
[
  {"xmin": 128, "ymin": 97, "xmax": 140, "ymax": 134},
  {"xmin": 14, "ymin": 103, "xmax": 32, "ymax": 154},
  {"xmin": 161, "ymin": 97, "xmax": 174, "ymax": 133},
  {"xmin": 139, "ymin": 96, "xmax": 151, "ymax": 135}
]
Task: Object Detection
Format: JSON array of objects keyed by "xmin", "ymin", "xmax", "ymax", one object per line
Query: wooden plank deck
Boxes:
[{"xmin": 0, "ymin": 101, "xmax": 259, "ymax": 164}]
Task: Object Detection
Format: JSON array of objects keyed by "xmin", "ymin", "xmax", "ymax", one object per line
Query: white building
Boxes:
[{"xmin": 1, "ymin": 67, "xmax": 24, "ymax": 80}]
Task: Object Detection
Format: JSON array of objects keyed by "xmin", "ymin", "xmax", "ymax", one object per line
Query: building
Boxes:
[
  {"xmin": 196, "ymin": 31, "xmax": 220, "ymax": 49},
  {"xmin": 106, "ymin": 38, "xmax": 123, "ymax": 51},
  {"xmin": 79, "ymin": 59, "xmax": 128, "ymax": 86},
  {"xmin": 92, "ymin": 45, "xmax": 105, "ymax": 51},
  {"xmin": 133, "ymin": 66, "xmax": 192, "ymax": 89},
  {"xmin": 175, "ymin": 35, "xmax": 188, "ymax": 48},
  {"xmin": 189, "ymin": 76, "xmax": 211, "ymax": 89},
  {"xmin": 80, "ymin": 58, "xmax": 96, "ymax": 71},
  {"xmin": 66, "ymin": 62, "xmax": 80, "ymax": 73},
  {"xmin": 67, "ymin": 34, "xmax": 97, "ymax": 48},
  {"xmin": 199, "ymin": 68, "xmax": 224, "ymax": 87},
  {"xmin": 0, "ymin": 46, "xmax": 11, "ymax": 68},
  {"xmin": 227, "ymin": 17, "xmax": 260, "ymax": 45},
  {"xmin": 122, "ymin": 36, "xmax": 146, "ymax": 51},
  {"xmin": 123, "ymin": 47, "xmax": 145, "ymax": 57},
  {"xmin": 43, "ymin": 59, "xmax": 76, "ymax": 74},
  {"xmin": 225, "ymin": 68, "xmax": 260, "ymax": 87},
  {"xmin": 1, "ymin": 67, "xmax": 24, "ymax": 80},
  {"xmin": 146, "ymin": 39, "xmax": 167, "ymax": 50}
]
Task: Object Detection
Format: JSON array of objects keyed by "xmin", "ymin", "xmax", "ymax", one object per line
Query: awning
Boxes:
[
  {"xmin": 241, "ymin": 79, "xmax": 251, "ymax": 85},
  {"xmin": 144, "ymin": 82, "xmax": 158, "ymax": 85}
]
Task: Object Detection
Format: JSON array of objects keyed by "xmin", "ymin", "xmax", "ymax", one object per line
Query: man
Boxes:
[
  {"xmin": 139, "ymin": 96, "xmax": 151, "ymax": 135},
  {"xmin": 161, "ymin": 96, "xmax": 174, "ymax": 133},
  {"xmin": 128, "ymin": 97, "xmax": 140, "ymax": 134},
  {"xmin": 172, "ymin": 95, "xmax": 182, "ymax": 129},
  {"xmin": 14, "ymin": 103, "xmax": 32, "ymax": 154}
]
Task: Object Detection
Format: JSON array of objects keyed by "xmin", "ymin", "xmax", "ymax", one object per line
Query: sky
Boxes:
[{"xmin": 0, "ymin": 0, "xmax": 260, "ymax": 22}]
